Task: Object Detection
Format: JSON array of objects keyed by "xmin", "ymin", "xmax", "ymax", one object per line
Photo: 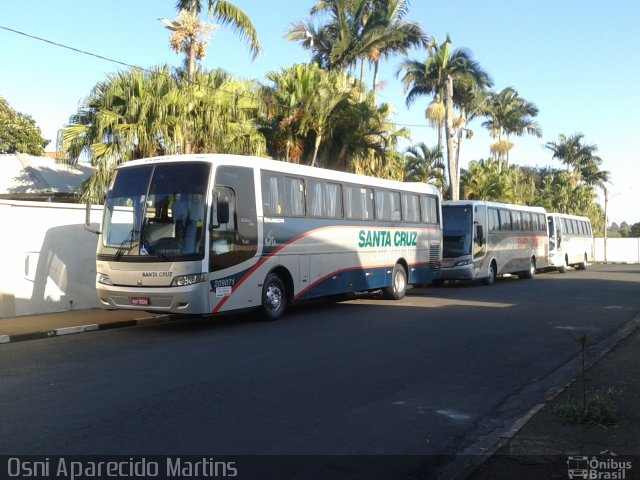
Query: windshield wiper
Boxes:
[{"xmin": 113, "ymin": 229, "xmax": 138, "ymax": 261}]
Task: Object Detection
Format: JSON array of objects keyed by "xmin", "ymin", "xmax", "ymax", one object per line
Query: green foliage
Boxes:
[
  {"xmin": 0, "ymin": 97, "xmax": 50, "ymax": 155},
  {"xmin": 260, "ymin": 63, "xmax": 407, "ymax": 175},
  {"xmin": 403, "ymin": 143, "xmax": 444, "ymax": 188},
  {"xmin": 553, "ymin": 391, "xmax": 620, "ymax": 425},
  {"xmin": 61, "ymin": 66, "xmax": 265, "ymax": 201},
  {"xmin": 628, "ymin": 223, "xmax": 640, "ymax": 237},
  {"xmin": 459, "ymin": 158, "xmax": 606, "ymax": 228}
]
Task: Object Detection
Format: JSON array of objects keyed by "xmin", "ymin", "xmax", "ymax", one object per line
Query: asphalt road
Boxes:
[{"xmin": 1, "ymin": 264, "xmax": 639, "ymax": 479}]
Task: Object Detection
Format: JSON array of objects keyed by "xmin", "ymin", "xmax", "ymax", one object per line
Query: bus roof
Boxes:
[
  {"xmin": 546, "ymin": 212, "xmax": 591, "ymax": 222},
  {"xmin": 442, "ymin": 199, "xmax": 547, "ymax": 214},
  {"xmin": 116, "ymin": 154, "xmax": 440, "ymax": 196}
]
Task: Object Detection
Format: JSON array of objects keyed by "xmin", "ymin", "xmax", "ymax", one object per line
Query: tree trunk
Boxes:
[
  {"xmin": 455, "ymin": 108, "xmax": 466, "ymax": 197},
  {"xmin": 187, "ymin": 39, "xmax": 196, "ymax": 82},
  {"xmin": 311, "ymin": 132, "xmax": 322, "ymax": 168},
  {"xmin": 372, "ymin": 60, "xmax": 379, "ymax": 104},
  {"xmin": 436, "ymin": 122, "xmax": 445, "ymax": 195},
  {"xmin": 445, "ymin": 75, "xmax": 458, "ymax": 200},
  {"xmin": 359, "ymin": 57, "xmax": 366, "ymax": 102}
]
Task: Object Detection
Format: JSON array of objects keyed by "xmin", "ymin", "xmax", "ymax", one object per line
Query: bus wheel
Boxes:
[
  {"xmin": 577, "ymin": 254, "xmax": 588, "ymax": 270},
  {"xmin": 481, "ymin": 261, "xmax": 497, "ymax": 285},
  {"xmin": 521, "ymin": 258, "xmax": 536, "ymax": 279},
  {"xmin": 384, "ymin": 264, "xmax": 407, "ymax": 300},
  {"xmin": 259, "ymin": 273, "xmax": 286, "ymax": 321},
  {"xmin": 558, "ymin": 264, "xmax": 567, "ymax": 273}
]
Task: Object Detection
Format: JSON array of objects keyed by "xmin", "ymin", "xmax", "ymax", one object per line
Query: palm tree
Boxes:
[
  {"xmin": 403, "ymin": 142, "xmax": 444, "ymax": 190},
  {"xmin": 60, "ymin": 66, "xmax": 181, "ymax": 200},
  {"xmin": 287, "ymin": 0, "xmax": 428, "ymax": 102},
  {"xmin": 300, "ymin": 66, "xmax": 353, "ymax": 167},
  {"xmin": 262, "ymin": 64, "xmax": 315, "ymax": 162},
  {"xmin": 61, "ymin": 67, "xmax": 266, "ymax": 200},
  {"xmin": 159, "ymin": 11, "xmax": 216, "ymax": 82},
  {"xmin": 329, "ymin": 96, "xmax": 409, "ymax": 174},
  {"xmin": 356, "ymin": 0, "xmax": 428, "ymax": 102},
  {"xmin": 165, "ymin": 0, "xmax": 262, "ymax": 80},
  {"xmin": 398, "ymin": 35, "xmax": 493, "ymax": 200},
  {"xmin": 545, "ymin": 133, "xmax": 598, "ymax": 173},
  {"xmin": 482, "ymin": 87, "xmax": 541, "ymax": 165},
  {"xmin": 461, "ymin": 158, "xmax": 505, "ymax": 201},
  {"xmin": 287, "ymin": 0, "xmax": 362, "ymax": 73}
]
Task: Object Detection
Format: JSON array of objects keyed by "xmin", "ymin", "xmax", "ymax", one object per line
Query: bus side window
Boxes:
[
  {"xmin": 488, "ymin": 208, "xmax": 499, "ymax": 231},
  {"xmin": 402, "ymin": 193, "xmax": 420, "ymax": 223},
  {"xmin": 498, "ymin": 209, "xmax": 512, "ymax": 230},
  {"xmin": 262, "ymin": 173, "xmax": 284, "ymax": 216}
]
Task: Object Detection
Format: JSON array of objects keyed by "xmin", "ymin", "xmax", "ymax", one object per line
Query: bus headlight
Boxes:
[
  {"xmin": 97, "ymin": 273, "xmax": 113, "ymax": 285},
  {"xmin": 171, "ymin": 273, "xmax": 207, "ymax": 287},
  {"xmin": 455, "ymin": 259, "xmax": 472, "ymax": 267}
]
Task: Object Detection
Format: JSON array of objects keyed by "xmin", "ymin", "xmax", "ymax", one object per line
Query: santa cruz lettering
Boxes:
[{"xmin": 358, "ymin": 230, "xmax": 418, "ymax": 248}]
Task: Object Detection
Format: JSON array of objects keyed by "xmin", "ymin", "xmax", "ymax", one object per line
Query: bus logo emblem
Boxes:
[{"xmin": 265, "ymin": 231, "xmax": 277, "ymax": 247}]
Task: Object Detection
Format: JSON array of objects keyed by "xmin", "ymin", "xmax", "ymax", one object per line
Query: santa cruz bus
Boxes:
[
  {"xmin": 87, "ymin": 154, "xmax": 442, "ymax": 320},
  {"xmin": 547, "ymin": 212, "xmax": 593, "ymax": 272},
  {"xmin": 440, "ymin": 200, "xmax": 549, "ymax": 285}
]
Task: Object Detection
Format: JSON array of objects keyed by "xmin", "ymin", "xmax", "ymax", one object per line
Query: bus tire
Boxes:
[
  {"xmin": 577, "ymin": 254, "xmax": 588, "ymax": 270},
  {"xmin": 259, "ymin": 273, "xmax": 286, "ymax": 321},
  {"xmin": 384, "ymin": 264, "xmax": 407, "ymax": 300},
  {"xmin": 481, "ymin": 261, "xmax": 497, "ymax": 285},
  {"xmin": 558, "ymin": 264, "xmax": 567, "ymax": 273},
  {"xmin": 521, "ymin": 258, "xmax": 536, "ymax": 279}
]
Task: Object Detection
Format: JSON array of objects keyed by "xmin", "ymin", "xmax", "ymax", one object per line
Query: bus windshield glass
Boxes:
[
  {"xmin": 442, "ymin": 205, "xmax": 473, "ymax": 258},
  {"xmin": 100, "ymin": 162, "xmax": 211, "ymax": 260}
]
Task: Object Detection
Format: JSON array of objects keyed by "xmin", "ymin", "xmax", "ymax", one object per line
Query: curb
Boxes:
[{"xmin": 0, "ymin": 315, "xmax": 169, "ymax": 345}]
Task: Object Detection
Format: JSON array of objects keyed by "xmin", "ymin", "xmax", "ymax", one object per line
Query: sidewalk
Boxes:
[
  {"xmin": 466, "ymin": 315, "xmax": 640, "ymax": 479},
  {"xmin": 0, "ymin": 308, "xmax": 166, "ymax": 344}
]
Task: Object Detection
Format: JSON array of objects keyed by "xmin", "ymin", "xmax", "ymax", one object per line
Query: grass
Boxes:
[{"xmin": 553, "ymin": 391, "xmax": 621, "ymax": 425}]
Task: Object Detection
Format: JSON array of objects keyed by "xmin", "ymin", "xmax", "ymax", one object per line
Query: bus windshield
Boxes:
[
  {"xmin": 443, "ymin": 205, "xmax": 473, "ymax": 258},
  {"xmin": 100, "ymin": 162, "xmax": 210, "ymax": 261}
]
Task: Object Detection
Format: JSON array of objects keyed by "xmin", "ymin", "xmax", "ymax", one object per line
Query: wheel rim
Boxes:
[
  {"xmin": 265, "ymin": 282, "xmax": 283, "ymax": 312},
  {"xmin": 394, "ymin": 269, "xmax": 406, "ymax": 293}
]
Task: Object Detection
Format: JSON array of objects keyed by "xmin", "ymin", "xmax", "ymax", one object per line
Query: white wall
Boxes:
[
  {"xmin": 595, "ymin": 237, "xmax": 640, "ymax": 263},
  {"xmin": 0, "ymin": 200, "xmax": 103, "ymax": 318}
]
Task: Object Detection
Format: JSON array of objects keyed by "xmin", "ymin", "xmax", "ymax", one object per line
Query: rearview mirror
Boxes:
[
  {"xmin": 475, "ymin": 224, "xmax": 484, "ymax": 246},
  {"xmin": 217, "ymin": 199, "xmax": 230, "ymax": 224},
  {"xmin": 210, "ymin": 193, "xmax": 230, "ymax": 229},
  {"xmin": 83, "ymin": 200, "xmax": 101, "ymax": 234}
]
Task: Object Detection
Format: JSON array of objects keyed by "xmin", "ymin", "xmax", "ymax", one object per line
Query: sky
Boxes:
[{"xmin": 1, "ymin": 0, "xmax": 638, "ymax": 225}]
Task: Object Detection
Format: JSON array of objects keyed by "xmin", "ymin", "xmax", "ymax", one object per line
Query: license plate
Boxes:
[{"xmin": 130, "ymin": 297, "xmax": 150, "ymax": 306}]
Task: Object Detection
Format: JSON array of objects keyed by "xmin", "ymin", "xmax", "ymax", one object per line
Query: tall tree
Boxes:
[
  {"xmin": 545, "ymin": 133, "xmax": 598, "ymax": 173},
  {"xmin": 160, "ymin": 11, "xmax": 216, "ymax": 82},
  {"xmin": 398, "ymin": 35, "xmax": 492, "ymax": 200},
  {"xmin": 60, "ymin": 66, "xmax": 265, "ymax": 201},
  {"xmin": 0, "ymin": 97, "xmax": 50, "ymax": 155},
  {"xmin": 287, "ymin": 0, "xmax": 427, "ymax": 101},
  {"xmin": 482, "ymin": 87, "xmax": 541, "ymax": 165},
  {"xmin": 165, "ymin": 0, "xmax": 262, "ymax": 81},
  {"xmin": 403, "ymin": 142, "xmax": 444, "ymax": 189}
]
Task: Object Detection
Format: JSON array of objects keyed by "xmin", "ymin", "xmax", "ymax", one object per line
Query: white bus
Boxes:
[
  {"xmin": 440, "ymin": 200, "xmax": 549, "ymax": 285},
  {"xmin": 87, "ymin": 154, "xmax": 442, "ymax": 320},
  {"xmin": 547, "ymin": 212, "xmax": 593, "ymax": 272}
]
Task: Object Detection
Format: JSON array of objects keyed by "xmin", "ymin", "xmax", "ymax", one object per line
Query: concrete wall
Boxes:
[
  {"xmin": 1, "ymin": 199, "xmax": 639, "ymax": 318},
  {"xmin": 595, "ymin": 237, "xmax": 640, "ymax": 263},
  {"xmin": 0, "ymin": 200, "xmax": 103, "ymax": 318}
]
